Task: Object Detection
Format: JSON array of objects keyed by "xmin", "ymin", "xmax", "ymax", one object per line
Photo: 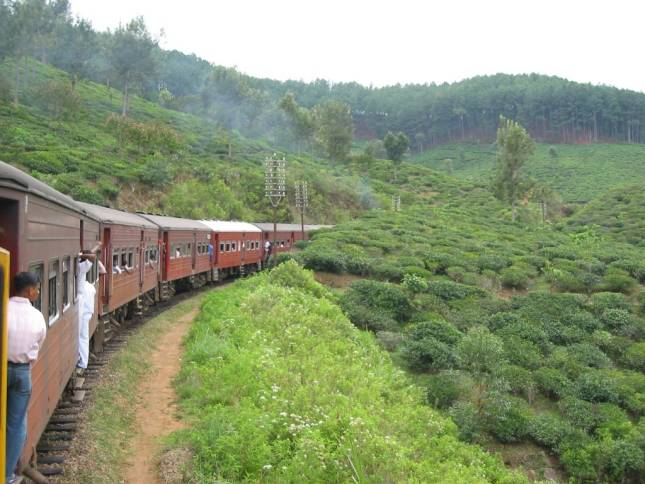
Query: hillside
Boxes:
[
  {"xmin": 0, "ymin": 58, "xmax": 377, "ymax": 223},
  {"xmin": 410, "ymin": 142, "xmax": 645, "ymax": 203}
]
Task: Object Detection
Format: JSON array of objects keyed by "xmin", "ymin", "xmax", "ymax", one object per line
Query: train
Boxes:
[{"xmin": 0, "ymin": 160, "xmax": 328, "ymax": 482}]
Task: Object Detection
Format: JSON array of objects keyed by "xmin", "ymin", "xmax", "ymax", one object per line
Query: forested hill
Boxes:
[{"xmin": 2, "ymin": 0, "xmax": 645, "ymax": 149}]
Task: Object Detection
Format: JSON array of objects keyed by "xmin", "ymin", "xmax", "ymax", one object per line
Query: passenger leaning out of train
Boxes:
[
  {"xmin": 6, "ymin": 272, "xmax": 47, "ymax": 483},
  {"xmin": 77, "ymin": 242, "xmax": 102, "ymax": 372}
]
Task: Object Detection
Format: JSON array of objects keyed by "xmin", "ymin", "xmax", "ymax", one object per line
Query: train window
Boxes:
[
  {"xmin": 62, "ymin": 257, "xmax": 70, "ymax": 310},
  {"xmin": 231, "ymin": 242, "xmax": 236, "ymax": 251},
  {"xmin": 28, "ymin": 263, "xmax": 44, "ymax": 312},
  {"xmin": 127, "ymin": 250, "xmax": 133, "ymax": 268},
  {"xmin": 225, "ymin": 243, "xmax": 230, "ymax": 252},
  {"xmin": 48, "ymin": 259, "xmax": 59, "ymax": 324},
  {"xmin": 112, "ymin": 252, "xmax": 120, "ymax": 273},
  {"xmin": 188, "ymin": 243, "xmax": 192, "ymax": 255},
  {"xmin": 219, "ymin": 243, "xmax": 224, "ymax": 252},
  {"xmin": 144, "ymin": 249, "xmax": 149, "ymax": 264},
  {"xmin": 121, "ymin": 252, "xmax": 128, "ymax": 268},
  {"xmin": 150, "ymin": 248, "xmax": 157, "ymax": 263}
]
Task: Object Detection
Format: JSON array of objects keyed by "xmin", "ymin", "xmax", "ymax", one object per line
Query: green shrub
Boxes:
[
  {"xmin": 371, "ymin": 263, "xmax": 403, "ymax": 282},
  {"xmin": 567, "ymin": 343, "xmax": 612, "ymax": 369},
  {"xmin": 293, "ymin": 240, "xmax": 308, "ymax": 250},
  {"xmin": 503, "ymin": 336, "xmax": 543, "ymax": 370},
  {"xmin": 341, "ymin": 280, "xmax": 412, "ymax": 324},
  {"xmin": 558, "ymin": 396, "xmax": 598, "ymax": 431},
  {"xmin": 399, "ymin": 319, "xmax": 462, "ymax": 372},
  {"xmin": 600, "ymin": 308, "xmax": 635, "ymax": 336},
  {"xmin": 528, "ymin": 413, "xmax": 573, "ymax": 450},
  {"xmin": 560, "ymin": 443, "xmax": 600, "ymax": 482},
  {"xmin": 595, "ymin": 403, "xmax": 633, "ymax": 439},
  {"xmin": 589, "ymin": 292, "xmax": 631, "ymax": 315},
  {"xmin": 476, "ymin": 254, "xmax": 511, "ymax": 273},
  {"xmin": 486, "ymin": 311, "xmax": 521, "ymax": 331},
  {"xmin": 427, "ymin": 280, "xmax": 484, "ymax": 300},
  {"xmin": 575, "ymin": 370, "xmax": 620, "ymax": 404},
  {"xmin": 457, "ymin": 326, "xmax": 506, "ymax": 375},
  {"xmin": 500, "ymin": 266, "xmax": 530, "ymax": 290},
  {"xmin": 445, "ymin": 265, "xmax": 466, "ymax": 283},
  {"xmin": 401, "ymin": 273, "xmax": 428, "ymax": 294},
  {"xmin": 448, "ymin": 401, "xmax": 483, "ymax": 443},
  {"xmin": 482, "ymin": 393, "xmax": 531, "ymax": 443},
  {"xmin": 534, "ymin": 367, "xmax": 572, "ymax": 399},
  {"xmin": 301, "ymin": 248, "xmax": 347, "ymax": 273},
  {"xmin": 566, "ymin": 311, "xmax": 602, "ymax": 333},
  {"xmin": 426, "ymin": 370, "xmax": 469, "ymax": 409},
  {"xmin": 624, "ymin": 342, "xmax": 645, "ymax": 371},
  {"xmin": 601, "ymin": 272, "xmax": 637, "ymax": 293},
  {"xmin": 497, "ymin": 364, "xmax": 535, "ymax": 401}
]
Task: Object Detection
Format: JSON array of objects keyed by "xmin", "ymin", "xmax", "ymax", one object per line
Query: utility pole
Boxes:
[
  {"xmin": 295, "ymin": 181, "xmax": 309, "ymax": 240},
  {"xmin": 265, "ymin": 154, "xmax": 286, "ymax": 260}
]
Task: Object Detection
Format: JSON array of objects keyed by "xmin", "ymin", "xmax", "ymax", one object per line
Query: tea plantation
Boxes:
[{"xmin": 291, "ymin": 164, "xmax": 644, "ymax": 481}]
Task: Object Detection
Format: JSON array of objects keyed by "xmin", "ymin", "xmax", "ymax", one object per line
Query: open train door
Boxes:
[{"xmin": 0, "ymin": 248, "xmax": 10, "ymax": 484}]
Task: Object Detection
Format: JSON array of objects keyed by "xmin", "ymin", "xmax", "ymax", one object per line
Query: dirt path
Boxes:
[{"xmin": 121, "ymin": 308, "xmax": 198, "ymax": 484}]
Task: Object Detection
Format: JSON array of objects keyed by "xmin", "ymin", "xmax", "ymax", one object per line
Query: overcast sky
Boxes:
[{"xmin": 71, "ymin": 0, "xmax": 644, "ymax": 93}]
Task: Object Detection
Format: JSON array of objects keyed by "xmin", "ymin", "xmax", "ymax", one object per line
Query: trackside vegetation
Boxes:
[{"xmin": 171, "ymin": 261, "xmax": 524, "ymax": 483}]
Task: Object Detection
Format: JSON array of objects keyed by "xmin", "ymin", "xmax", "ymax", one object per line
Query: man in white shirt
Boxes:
[
  {"xmin": 77, "ymin": 242, "xmax": 102, "ymax": 371},
  {"xmin": 6, "ymin": 272, "xmax": 47, "ymax": 483}
]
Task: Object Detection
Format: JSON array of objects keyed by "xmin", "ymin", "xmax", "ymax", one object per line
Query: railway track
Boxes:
[{"xmin": 31, "ymin": 282, "xmax": 224, "ymax": 482}]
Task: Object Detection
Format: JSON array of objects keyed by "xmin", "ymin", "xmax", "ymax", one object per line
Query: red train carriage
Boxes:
[
  {"xmin": 200, "ymin": 221, "xmax": 262, "ymax": 276},
  {"xmin": 253, "ymin": 223, "xmax": 305, "ymax": 259},
  {"xmin": 0, "ymin": 161, "xmax": 99, "ymax": 470},
  {"xmin": 77, "ymin": 203, "xmax": 160, "ymax": 346},
  {"xmin": 138, "ymin": 214, "xmax": 213, "ymax": 292}
]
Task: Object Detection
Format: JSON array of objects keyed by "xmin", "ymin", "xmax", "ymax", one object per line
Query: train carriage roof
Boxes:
[
  {"xmin": 0, "ymin": 160, "xmax": 85, "ymax": 213},
  {"xmin": 137, "ymin": 213, "xmax": 210, "ymax": 231},
  {"xmin": 253, "ymin": 223, "xmax": 334, "ymax": 232},
  {"xmin": 76, "ymin": 202, "xmax": 158, "ymax": 229},
  {"xmin": 200, "ymin": 220, "xmax": 262, "ymax": 233}
]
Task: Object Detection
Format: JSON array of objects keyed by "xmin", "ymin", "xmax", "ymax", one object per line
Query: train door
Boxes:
[
  {"xmin": 241, "ymin": 233, "xmax": 246, "ymax": 262},
  {"xmin": 0, "ymin": 248, "xmax": 10, "ymax": 482},
  {"xmin": 0, "ymin": 198, "xmax": 19, "ymax": 283}
]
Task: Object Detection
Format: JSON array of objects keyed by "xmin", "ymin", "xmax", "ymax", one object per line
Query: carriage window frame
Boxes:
[
  {"xmin": 28, "ymin": 262, "xmax": 44, "ymax": 314},
  {"xmin": 62, "ymin": 256, "xmax": 70, "ymax": 312},
  {"xmin": 48, "ymin": 258, "xmax": 60, "ymax": 325}
]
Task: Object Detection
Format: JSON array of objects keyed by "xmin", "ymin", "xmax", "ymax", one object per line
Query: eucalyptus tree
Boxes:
[
  {"xmin": 109, "ymin": 17, "xmax": 158, "ymax": 116},
  {"xmin": 492, "ymin": 116, "xmax": 535, "ymax": 222}
]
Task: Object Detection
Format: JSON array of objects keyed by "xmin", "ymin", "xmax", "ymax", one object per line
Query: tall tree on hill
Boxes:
[
  {"xmin": 278, "ymin": 92, "xmax": 315, "ymax": 152},
  {"xmin": 384, "ymin": 131, "xmax": 410, "ymax": 180},
  {"xmin": 313, "ymin": 100, "xmax": 354, "ymax": 161},
  {"xmin": 109, "ymin": 17, "xmax": 158, "ymax": 116},
  {"xmin": 492, "ymin": 116, "xmax": 535, "ymax": 222}
]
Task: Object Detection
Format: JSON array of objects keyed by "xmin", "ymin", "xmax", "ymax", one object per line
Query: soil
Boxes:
[{"xmin": 120, "ymin": 309, "xmax": 198, "ymax": 484}]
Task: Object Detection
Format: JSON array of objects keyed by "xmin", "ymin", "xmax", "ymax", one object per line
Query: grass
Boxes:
[{"xmin": 62, "ymin": 290, "xmax": 212, "ymax": 483}]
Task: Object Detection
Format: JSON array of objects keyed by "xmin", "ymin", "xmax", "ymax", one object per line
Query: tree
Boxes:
[
  {"xmin": 383, "ymin": 131, "xmax": 409, "ymax": 180},
  {"xmin": 312, "ymin": 100, "xmax": 354, "ymax": 161},
  {"xmin": 492, "ymin": 116, "xmax": 535, "ymax": 222},
  {"xmin": 109, "ymin": 17, "xmax": 158, "ymax": 116},
  {"xmin": 278, "ymin": 92, "xmax": 315, "ymax": 151}
]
